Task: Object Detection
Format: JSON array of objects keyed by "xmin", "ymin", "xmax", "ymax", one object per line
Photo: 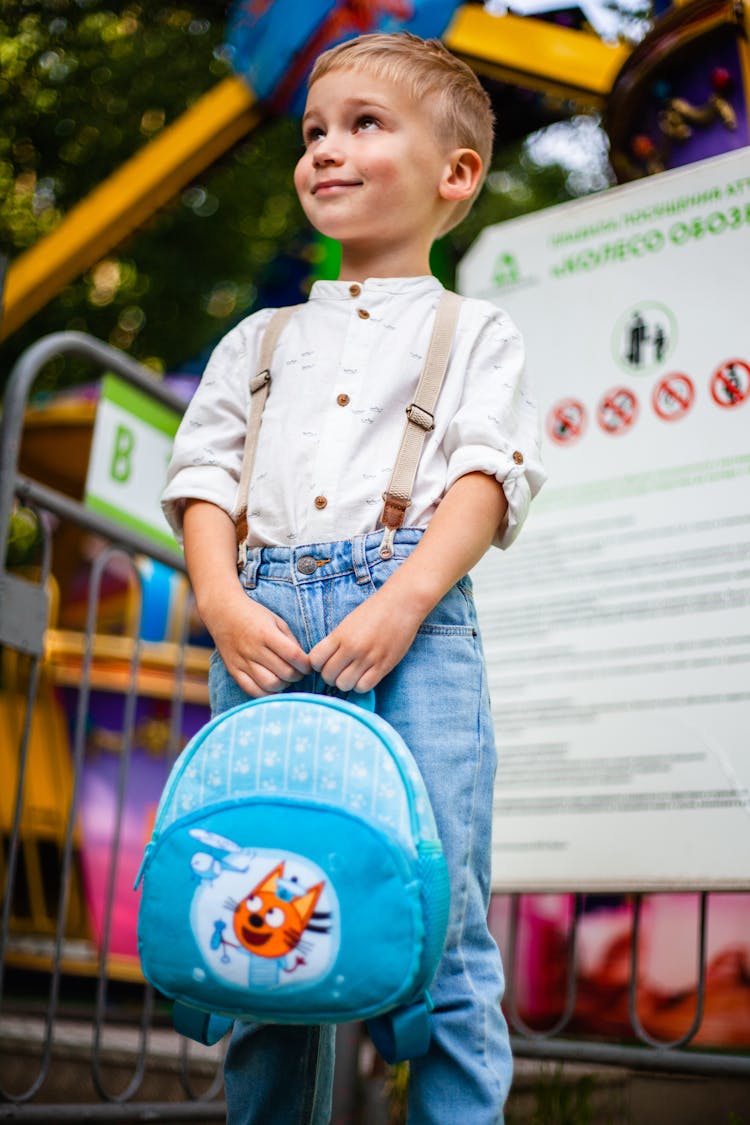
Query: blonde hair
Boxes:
[{"xmin": 308, "ymin": 32, "xmax": 494, "ymax": 233}]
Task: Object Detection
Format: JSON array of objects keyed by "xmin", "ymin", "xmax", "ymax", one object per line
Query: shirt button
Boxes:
[
  {"xmin": 513, "ymin": 450, "xmax": 524, "ymax": 465},
  {"xmin": 336, "ymin": 393, "xmax": 350, "ymax": 407},
  {"xmin": 349, "ymin": 283, "xmax": 361, "ymax": 297},
  {"xmin": 357, "ymin": 308, "xmax": 370, "ymax": 320},
  {"xmin": 314, "ymin": 495, "xmax": 328, "ymax": 510}
]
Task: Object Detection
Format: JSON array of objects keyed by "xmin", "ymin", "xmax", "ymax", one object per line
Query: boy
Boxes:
[{"xmin": 162, "ymin": 31, "xmax": 545, "ymax": 1125}]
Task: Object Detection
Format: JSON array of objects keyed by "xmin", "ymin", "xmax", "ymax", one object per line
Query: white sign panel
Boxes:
[
  {"xmin": 85, "ymin": 374, "xmax": 180, "ymax": 552},
  {"xmin": 459, "ymin": 148, "xmax": 750, "ymax": 891}
]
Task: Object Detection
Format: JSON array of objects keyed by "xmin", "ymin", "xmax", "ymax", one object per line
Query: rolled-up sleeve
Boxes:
[
  {"xmin": 160, "ymin": 311, "xmax": 271, "ymax": 545},
  {"xmin": 443, "ymin": 306, "xmax": 546, "ymax": 549}
]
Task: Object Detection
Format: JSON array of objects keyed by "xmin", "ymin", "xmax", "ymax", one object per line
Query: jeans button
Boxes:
[{"xmin": 297, "ymin": 555, "xmax": 317, "ymax": 575}]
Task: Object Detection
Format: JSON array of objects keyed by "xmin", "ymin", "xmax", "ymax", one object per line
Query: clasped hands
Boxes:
[{"xmin": 213, "ymin": 583, "xmax": 422, "ymax": 700}]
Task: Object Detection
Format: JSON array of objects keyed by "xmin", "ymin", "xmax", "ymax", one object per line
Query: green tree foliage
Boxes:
[{"xmin": 0, "ymin": 0, "xmax": 309, "ymax": 394}]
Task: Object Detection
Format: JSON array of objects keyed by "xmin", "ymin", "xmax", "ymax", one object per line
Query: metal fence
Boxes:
[
  {"xmin": 0, "ymin": 334, "xmax": 229, "ymax": 1121},
  {"xmin": 1, "ymin": 333, "xmax": 748, "ymax": 1122},
  {"xmin": 503, "ymin": 891, "xmax": 750, "ymax": 1078}
]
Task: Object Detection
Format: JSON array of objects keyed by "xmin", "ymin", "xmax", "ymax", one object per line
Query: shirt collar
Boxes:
[{"xmin": 308, "ymin": 276, "xmax": 444, "ymax": 301}]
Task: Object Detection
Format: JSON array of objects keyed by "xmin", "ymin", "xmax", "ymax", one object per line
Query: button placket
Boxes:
[{"xmin": 308, "ymin": 288, "xmax": 376, "ymax": 524}]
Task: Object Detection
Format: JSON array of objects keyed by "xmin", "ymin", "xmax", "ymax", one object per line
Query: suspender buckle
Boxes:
[
  {"xmin": 250, "ymin": 369, "xmax": 271, "ymax": 395},
  {"xmin": 405, "ymin": 403, "xmax": 435, "ymax": 431}
]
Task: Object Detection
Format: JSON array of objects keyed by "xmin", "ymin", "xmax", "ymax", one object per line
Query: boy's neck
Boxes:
[{"xmin": 338, "ymin": 240, "xmax": 433, "ymax": 282}]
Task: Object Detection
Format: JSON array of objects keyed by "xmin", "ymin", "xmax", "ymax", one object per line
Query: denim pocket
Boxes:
[
  {"xmin": 418, "ymin": 581, "xmax": 478, "ymax": 637},
  {"xmin": 368, "ymin": 555, "xmax": 477, "ymax": 635}
]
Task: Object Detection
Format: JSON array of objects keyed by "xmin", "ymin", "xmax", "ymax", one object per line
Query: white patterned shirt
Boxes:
[{"xmin": 162, "ymin": 275, "xmax": 545, "ymax": 550}]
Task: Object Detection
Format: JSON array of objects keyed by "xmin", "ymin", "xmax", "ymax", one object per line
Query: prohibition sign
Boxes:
[
  {"xmin": 652, "ymin": 373, "xmax": 695, "ymax": 422},
  {"xmin": 597, "ymin": 387, "xmax": 638, "ymax": 435},
  {"xmin": 547, "ymin": 398, "xmax": 586, "ymax": 446},
  {"xmin": 710, "ymin": 359, "xmax": 750, "ymax": 408}
]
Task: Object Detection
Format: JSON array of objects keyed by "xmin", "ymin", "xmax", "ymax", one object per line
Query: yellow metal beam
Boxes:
[
  {"xmin": 444, "ymin": 5, "xmax": 630, "ymax": 107},
  {"xmin": 1, "ymin": 75, "xmax": 261, "ymax": 341}
]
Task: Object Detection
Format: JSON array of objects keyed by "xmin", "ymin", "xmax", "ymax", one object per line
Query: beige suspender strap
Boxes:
[
  {"xmin": 234, "ymin": 304, "xmax": 298, "ymax": 567},
  {"xmin": 379, "ymin": 290, "xmax": 463, "ymax": 558}
]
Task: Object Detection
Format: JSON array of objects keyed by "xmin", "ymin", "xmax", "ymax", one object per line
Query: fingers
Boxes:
[
  {"xmin": 318, "ymin": 658, "xmax": 378, "ymax": 694},
  {"xmin": 239, "ymin": 636, "xmax": 305, "ymax": 684},
  {"xmin": 230, "ymin": 641, "xmax": 308, "ymax": 697},
  {"xmin": 270, "ymin": 615, "xmax": 312, "ymax": 675},
  {"xmin": 308, "ymin": 634, "xmax": 338, "ymax": 674},
  {"xmin": 217, "ymin": 606, "xmax": 312, "ymax": 698},
  {"xmin": 348, "ymin": 668, "xmax": 379, "ymax": 694},
  {"xmin": 233, "ymin": 664, "xmax": 293, "ymax": 698},
  {"xmin": 309, "ymin": 635, "xmax": 351, "ymax": 688},
  {"xmin": 242, "ymin": 631, "xmax": 313, "ymax": 694},
  {"xmin": 310, "ymin": 634, "xmax": 373, "ymax": 693},
  {"xmin": 251, "ymin": 612, "xmax": 311, "ymax": 677}
]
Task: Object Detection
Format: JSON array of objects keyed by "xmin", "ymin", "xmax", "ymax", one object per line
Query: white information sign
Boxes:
[
  {"xmin": 459, "ymin": 148, "xmax": 750, "ymax": 891},
  {"xmin": 85, "ymin": 373, "xmax": 180, "ymax": 552}
]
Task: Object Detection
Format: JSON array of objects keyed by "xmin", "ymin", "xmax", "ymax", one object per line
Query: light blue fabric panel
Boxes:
[{"xmin": 158, "ymin": 697, "xmax": 433, "ymax": 846}]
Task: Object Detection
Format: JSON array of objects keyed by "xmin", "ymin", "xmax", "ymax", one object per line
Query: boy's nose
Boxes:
[
  {"xmin": 312, "ymin": 137, "xmax": 344, "ymax": 168},
  {"xmin": 313, "ymin": 150, "xmax": 342, "ymax": 168}
]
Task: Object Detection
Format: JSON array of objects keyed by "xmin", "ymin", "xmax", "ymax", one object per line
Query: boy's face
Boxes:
[{"xmin": 294, "ymin": 68, "xmax": 455, "ymax": 271}]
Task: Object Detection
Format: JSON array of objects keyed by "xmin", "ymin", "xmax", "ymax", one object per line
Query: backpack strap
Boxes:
[
  {"xmin": 172, "ymin": 1000, "xmax": 233, "ymax": 1046},
  {"xmin": 234, "ymin": 304, "xmax": 299, "ymax": 569},
  {"xmin": 173, "ymin": 995, "xmax": 433, "ymax": 1058},
  {"xmin": 378, "ymin": 290, "xmax": 463, "ymax": 559},
  {"xmin": 367, "ymin": 991, "xmax": 435, "ymax": 1063}
]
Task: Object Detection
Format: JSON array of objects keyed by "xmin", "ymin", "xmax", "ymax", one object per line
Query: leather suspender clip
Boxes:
[
  {"xmin": 405, "ymin": 403, "xmax": 435, "ymax": 431},
  {"xmin": 381, "ymin": 492, "xmax": 410, "ymax": 513}
]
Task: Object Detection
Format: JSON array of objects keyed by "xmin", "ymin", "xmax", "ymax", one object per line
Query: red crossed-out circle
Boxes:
[
  {"xmin": 597, "ymin": 387, "xmax": 638, "ymax": 435},
  {"xmin": 547, "ymin": 398, "xmax": 587, "ymax": 446},
  {"xmin": 710, "ymin": 359, "xmax": 750, "ymax": 408},
  {"xmin": 652, "ymin": 373, "xmax": 695, "ymax": 422}
]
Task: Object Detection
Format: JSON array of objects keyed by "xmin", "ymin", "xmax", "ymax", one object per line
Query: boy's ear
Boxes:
[{"xmin": 439, "ymin": 148, "xmax": 483, "ymax": 204}]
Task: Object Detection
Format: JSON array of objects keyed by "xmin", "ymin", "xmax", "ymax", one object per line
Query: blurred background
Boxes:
[{"xmin": 0, "ymin": 0, "xmax": 618, "ymax": 398}]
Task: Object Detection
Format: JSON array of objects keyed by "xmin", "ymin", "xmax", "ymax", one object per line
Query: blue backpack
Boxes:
[{"xmin": 135, "ymin": 692, "xmax": 450, "ymax": 1062}]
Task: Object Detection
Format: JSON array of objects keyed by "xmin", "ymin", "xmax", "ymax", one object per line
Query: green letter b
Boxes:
[{"xmin": 110, "ymin": 424, "xmax": 134, "ymax": 483}]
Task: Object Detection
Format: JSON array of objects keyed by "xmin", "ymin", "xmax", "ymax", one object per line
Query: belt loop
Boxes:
[
  {"xmin": 351, "ymin": 534, "xmax": 371, "ymax": 585},
  {"xmin": 241, "ymin": 547, "xmax": 261, "ymax": 590}
]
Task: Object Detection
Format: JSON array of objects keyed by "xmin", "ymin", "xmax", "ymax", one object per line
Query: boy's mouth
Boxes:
[{"xmin": 312, "ymin": 179, "xmax": 362, "ymax": 195}]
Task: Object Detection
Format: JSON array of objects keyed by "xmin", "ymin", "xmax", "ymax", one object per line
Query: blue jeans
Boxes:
[{"xmin": 210, "ymin": 530, "xmax": 512, "ymax": 1124}]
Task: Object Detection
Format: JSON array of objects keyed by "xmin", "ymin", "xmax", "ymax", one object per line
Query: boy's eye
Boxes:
[
  {"xmin": 355, "ymin": 115, "xmax": 380, "ymax": 132},
  {"xmin": 303, "ymin": 126, "xmax": 324, "ymax": 145}
]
